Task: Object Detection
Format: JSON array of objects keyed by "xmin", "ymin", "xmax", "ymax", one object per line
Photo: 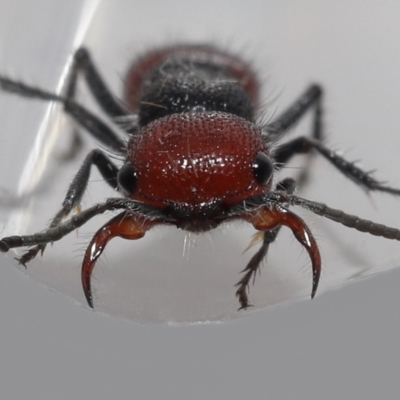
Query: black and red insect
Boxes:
[{"xmin": 1, "ymin": 44, "xmax": 400, "ymax": 309}]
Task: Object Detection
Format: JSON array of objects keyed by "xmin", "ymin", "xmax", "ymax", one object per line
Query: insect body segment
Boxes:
[
  {"xmin": 125, "ymin": 45, "xmax": 260, "ymax": 117},
  {"xmin": 1, "ymin": 44, "xmax": 400, "ymax": 310}
]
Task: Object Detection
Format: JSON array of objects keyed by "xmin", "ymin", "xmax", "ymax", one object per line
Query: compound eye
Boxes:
[
  {"xmin": 252, "ymin": 152, "xmax": 274, "ymax": 185},
  {"xmin": 117, "ymin": 163, "xmax": 138, "ymax": 194}
]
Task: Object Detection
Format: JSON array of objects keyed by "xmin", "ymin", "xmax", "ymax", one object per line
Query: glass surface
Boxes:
[{"xmin": 1, "ymin": 1, "xmax": 400, "ymax": 324}]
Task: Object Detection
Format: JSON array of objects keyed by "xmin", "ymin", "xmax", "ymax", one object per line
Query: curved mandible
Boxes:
[
  {"xmin": 81, "ymin": 212, "xmax": 156, "ymax": 308},
  {"xmin": 245, "ymin": 206, "xmax": 321, "ymax": 298}
]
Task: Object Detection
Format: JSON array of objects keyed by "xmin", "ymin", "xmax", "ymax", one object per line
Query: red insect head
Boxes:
[{"xmin": 122, "ymin": 111, "xmax": 271, "ymax": 231}]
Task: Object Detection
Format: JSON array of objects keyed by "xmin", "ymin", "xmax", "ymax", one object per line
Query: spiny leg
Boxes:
[
  {"xmin": 0, "ymin": 77, "xmax": 126, "ymax": 153},
  {"xmin": 265, "ymin": 84, "xmax": 323, "ymax": 186},
  {"xmin": 235, "ymin": 178, "xmax": 296, "ymax": 309},
  {"xmin": 279, "ymin": 192, "xmax": 400, "ymax": 239},
  {"xmin": 64, "ymin": 48, "xmax": 136, "ymax": 147},
  {"xmin": 265, "ymin": 84, "xmax": 323, "ymax": 141},
  {"xmin": 267, "ymin": 84, "xmax": 400, "ymax": 195},
  {"xmin": 66, "ymin": 48, "xmax": 128, "ymax": 119},
  {"xmin": 235, "ymin": 229, "xmax": 279, "ymax": 310},
  {"xmin": 274, "ymin": 136, "xmax": 400, "ymax": 195},
  {"xmin": 0, "ymin": 201, "xmax": 114, "ymax": 254},
  {"xmin": 13, "ymin": 150, "xmax": 121, "ymax": 266},
  {"xmin": 0, "ymin": 198, "xmax": 159, "ymax": 253}
]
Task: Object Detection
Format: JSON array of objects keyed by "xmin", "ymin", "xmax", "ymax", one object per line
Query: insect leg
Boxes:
[
  {"xmin": 66, "ymin": 48, "xmax": 128, "ymax": 119},
  {"xmin": 235, "ymin": 178, "xmax": 296, "ymax": 309},
  {"xmin": 0, "ymin": 198, "xmax": 161, "ymax": 253},
  {"xmin": 48, "ymin": 148, "xmax": 121, "ymax": 223},
  {"xmin": 283, "ymin": 193, "xmax": 400, "ymax": 240},
  {"xmin": 0, "ymin": 77, "xmax": 126, "ymax": 153},
  {"xmin": 265, "ymin": 84, "xmax": 323, "ymax": 185},
  {"xmin": 264, "ymin": 84, "xmax": 323, "ymax": 140},
  {"xmin": 0, "ymin": 201, "xmax": 115, "ymax": 253},
  {"xmin": 64, "ymin": 48, "xmax": 135, "ymax": 151},
  {"xmin": 7, "ymin": 149, "xmax": 120, "ymax": 265},
  {"xmin": 274, "ymin": 136, "xmax": 400, "ymax": 195}
]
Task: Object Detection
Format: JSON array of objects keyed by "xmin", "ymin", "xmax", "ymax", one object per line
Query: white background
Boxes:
[{"xmin": 1, "ymin": 0, "xmax": 400, "ymax": 398}]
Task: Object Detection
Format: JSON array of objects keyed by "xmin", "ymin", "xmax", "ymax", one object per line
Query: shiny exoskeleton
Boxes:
[{"xmin": 1, "ymin": 44, "xmax": 400, "ymax": 309}]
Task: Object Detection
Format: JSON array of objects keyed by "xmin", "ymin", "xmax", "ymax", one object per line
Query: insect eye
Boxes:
[
  {"xmin": 252, "ymin": 152, "xmax": 274, "ymax": 185},
  {"xmin": 118, "ymin": 163, "xmax": 138, "ymax": 194}
]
